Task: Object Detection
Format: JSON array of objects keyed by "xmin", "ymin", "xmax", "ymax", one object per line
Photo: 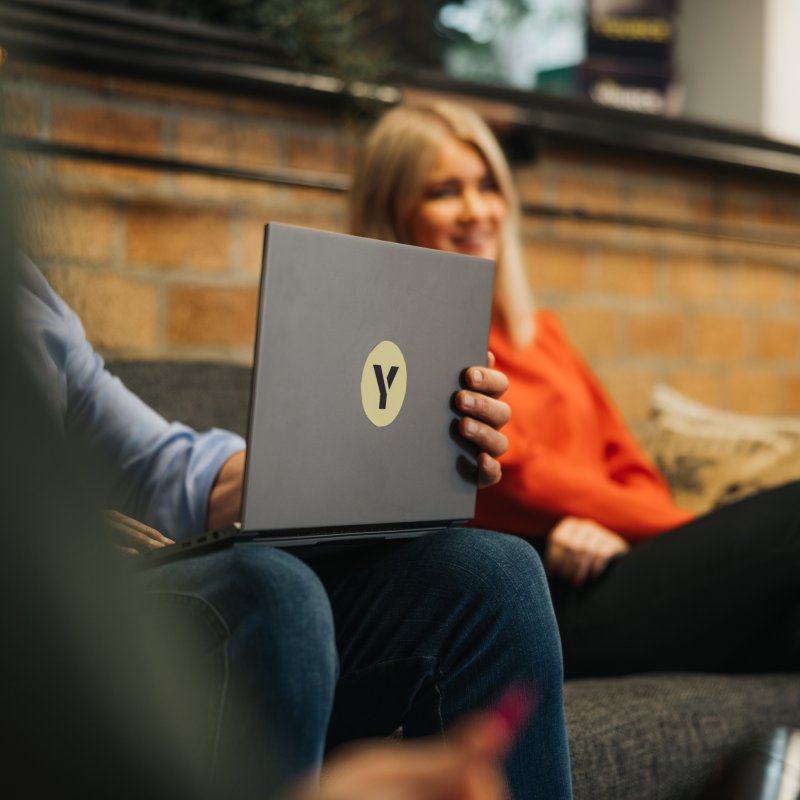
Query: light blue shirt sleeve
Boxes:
[{"xmin": 16, "ymin": 256, "xmax": 246, "ymax": 539}]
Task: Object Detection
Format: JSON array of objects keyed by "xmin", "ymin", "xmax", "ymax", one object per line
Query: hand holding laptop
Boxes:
[
  {"xmin": 454, "ymin": 352, "xmax": 510, "ymax": 489},
  {"xmin": 207, "ymin": 352, "xmax": 511, "ymax": 531}
]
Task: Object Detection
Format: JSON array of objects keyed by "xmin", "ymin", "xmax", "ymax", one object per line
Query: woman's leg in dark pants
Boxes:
[{"xmin": 552, "ymin": 481, "xmax": 800, "ymax": 678}]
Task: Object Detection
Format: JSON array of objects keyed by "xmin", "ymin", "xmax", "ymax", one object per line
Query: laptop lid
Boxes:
[{"xmin": 240, "ymin": 223, "xmax": 495, "ymax": 545}]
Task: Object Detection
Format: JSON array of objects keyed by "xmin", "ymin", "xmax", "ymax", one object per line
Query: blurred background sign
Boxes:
[{"xmin": 580, "ymin": 0, "xmax": 681, "ymax": 116}]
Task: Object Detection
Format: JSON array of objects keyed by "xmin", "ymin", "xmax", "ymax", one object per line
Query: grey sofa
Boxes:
[{"xmin": 108, "ymin": 359, "xmax": 800, "ymax": 800}]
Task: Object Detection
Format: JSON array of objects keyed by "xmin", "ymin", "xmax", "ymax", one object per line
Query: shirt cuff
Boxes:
[{"xmin": 184, "ymin": 429, "xmax": 246, "ymax": 539}]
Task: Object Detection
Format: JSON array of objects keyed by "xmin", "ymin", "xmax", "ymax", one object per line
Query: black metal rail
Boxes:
[
  {"xmin": 2, "ymin": 134, "xmax": 351, "ymax": 191},
  {"xmin": 6, "ymin": 133, "xmax": 800, "ymax": 251}
]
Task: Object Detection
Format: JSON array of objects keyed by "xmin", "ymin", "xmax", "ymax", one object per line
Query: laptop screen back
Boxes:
[{"xmin": 241, "ymin": 224, "xmax": 495, "ymax": 537}]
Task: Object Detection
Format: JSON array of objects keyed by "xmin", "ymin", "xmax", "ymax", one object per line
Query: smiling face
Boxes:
[{"xmin": 401, "ymin": 136, "xmax": 507, "ymax": 261}]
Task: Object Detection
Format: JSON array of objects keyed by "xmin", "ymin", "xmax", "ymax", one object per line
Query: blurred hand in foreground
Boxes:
[
  {"xmin": 303, "ymin": 710, "xmax": 515, "ymax": 800},
  {"xmin": 105, "ymin": 510, "xmax": 174, "ymax": 556}
]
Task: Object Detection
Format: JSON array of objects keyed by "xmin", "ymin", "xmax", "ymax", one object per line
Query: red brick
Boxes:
[
  {"xmin": 665, "ymin": 255, "xmax": 722, "ymax": 301},
  {"xmin": 51, "ymin": 103, "xmax": 163, "ymax": 157},
  {"xmin": 714, "ymin": 174, "xmax": 773, "ymax": 223},
  {"xmin": 240, "ymin": 216, "xmax": 270, "ymax": 276},
  {"xmin": 54, "ymin": 157, "xmax": 163, "ymax": 188},
  {"xmin": 523, "ymin": 241, "xmax": 587, "ymax": 293},
  {"xmin": 626, "ymin": 227, "xmax": 709, "ymax": 257},
  {"xmin": 229, "ymin": 95, "xmax": 333, "ymax": 124},
  {"xmin": 625, "ymin": 185, "xmax": 711, "ymax": 222},
  {"xmin": 171, "ymin": 172, "xmax": 287, "ymax": 204},
  {"xmin": 726, "ymin": 370, "xmax": 788, "ymax": 415},
  {"xmin": 596, "ymin": 365, "xmax": 657, "ymax": 424},
  {"xmin": 553, "ymin": 177, "xmax": 621, "ymax": 216},
  {"xmin": 628, "ymin": 311, "xmax": 686, "ymax": 357},
  {"xmin": 265, "ymin": 207, "xmax": 345, "ymax": 234},
  {"xmin": 596, "ymin": 250, "xmax": 657, "ymax": 296},
  {"xmin": 109, "ymin": 77, "xmax": 226, "ymax": 111},
  {"xmin": 46, "ymin": 267, "xmax": 157, "ymax": 349},
  {"xmin": 693, "ymin": 315, "xmax": 747, "ymax": 361},
  {"xmin": 755, "ymin": 319, "xmax": 800, "ymax": 360},
  {"xmin": 268, "ymin": 188, "xmax": 347, "ymax": 233},
  {"xmin": 126, "ymin": 205, "xmax": 231, "ymax": 272},
  {"xmin": 167, "ymin": 285, "xmax": 258, "ymax": 347},
  {"xmin": 665, "ymin": 370, "xmax": 723, "ymax": 408},
  {"xmin": 763, "ymin": 200, "xmax": 800, "ymax": 229},
  {"xmin": 717, "ymin": 191, "xmax": 760, "ymax": 225},
  {"xmin": 514, "ymin": 166, "xmax": 545, "ymax": 204},
  {"xmin": 286, "ymin": 131, "xmax": 352, "ymax": 173},
  {"xmin": 558, "ymin": 305, "xmax": 621, "ymax": 358},
  {"xmin": 710, "ymin": 236, "xmax": 789, "ymax": 265},
  {"xmin": 284, "ymin": 186, "xmax": 347, "ymax": 210},
  {"xmin": 786, "ymin": 374, "xmax": 800, "ymax": 413},
  {"xmin": 518, "ymin": 215, "xmax": 553, "ymax": 241},
  {"xmin": 730, "ymin": 261, "xmax": 786, "ymax": 307},
  {"xmin": 26, "ymin": 197, "xmax": 117, "ymax": 266},
  {"xmin": 550, "ymin": 217, "xmax": 625, "ymax": 246},
  {"xmin": 173, "ymin": 119, "xmax": 280, "ymax": 172}
]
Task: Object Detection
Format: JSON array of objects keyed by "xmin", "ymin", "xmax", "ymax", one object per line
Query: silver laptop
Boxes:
[
  {"xmin": 141, "ymin": 222, "xmax": 494, "ymax": 563},
  {"xmin": 239, "ymin": 223, "xmax": 494, "ymax": 548}
]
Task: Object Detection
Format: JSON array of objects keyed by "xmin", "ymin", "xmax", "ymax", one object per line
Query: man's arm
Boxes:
[
  {"xmin": 17, "ymin": 257, "xmax": 245, "ymax": 539},
  {"xmin": 207, "ymin": 450, "xmax": 246, "ymax": 531}
]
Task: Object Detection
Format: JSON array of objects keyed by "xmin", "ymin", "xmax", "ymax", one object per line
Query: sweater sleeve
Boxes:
[
  {"xmin": 474, "ymin": 313, "xmax": 693, "ymax": 543},
  {"xmin": 487, "ymin": 441, "xmax": 692, "ymax": 543},
  {"xmin": 569, "ymin": 340, "xmax": 679, "ymax": 496}
]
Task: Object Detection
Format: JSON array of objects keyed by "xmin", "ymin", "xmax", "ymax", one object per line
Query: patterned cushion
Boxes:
[{"xmin": 642, "ymin": 384, "xmax": 800, "ymax": 514}]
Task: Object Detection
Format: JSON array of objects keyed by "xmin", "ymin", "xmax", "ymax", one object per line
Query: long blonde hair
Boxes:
[{"xmin": 349, "ymin": 101, "xmax": 535, "ymax": 348}]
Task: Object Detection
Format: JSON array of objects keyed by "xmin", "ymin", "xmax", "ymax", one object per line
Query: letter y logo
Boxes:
[
  {"xmin": 373, "ymin": 364, "xmax": 399, "ymax": 409},
  {"xmin": 361, "ymin": 341, "xmax": 407, "ymax": 427}
]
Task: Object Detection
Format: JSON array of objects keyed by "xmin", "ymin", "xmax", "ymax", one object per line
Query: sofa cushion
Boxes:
[
  {"xmin": 641, "ymin": 384, "xmax": 800, "ymax": 514},
  {"xmin": 566, "ymin": 673, "xmax": 800, "ymax": 800},
  {"xmin": 106, "ymin": 360, "xmax": 252, "ymax": 438}
]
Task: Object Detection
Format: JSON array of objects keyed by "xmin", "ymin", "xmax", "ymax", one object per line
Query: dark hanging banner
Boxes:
[{"xmin": 580, "ymin": 0, "xmax": 682, "ymax": 116}]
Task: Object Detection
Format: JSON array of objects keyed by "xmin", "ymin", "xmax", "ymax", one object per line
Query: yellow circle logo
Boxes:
[{"xmin": 361, "ymin": 340, "xmax": 407, "ymax": 427}]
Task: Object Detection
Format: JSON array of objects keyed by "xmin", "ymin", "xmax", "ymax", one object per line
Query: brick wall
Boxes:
[
  {"xmin": 518, "ymin": 144, "xmax": 800, "ymax": 420},
  {"xmin": 5, "ymin": 60, "xmax": 800, "ymax": 423},
  {"xmin": 7, "ymin": 62, "xmax": 354, "ymax": 366}
]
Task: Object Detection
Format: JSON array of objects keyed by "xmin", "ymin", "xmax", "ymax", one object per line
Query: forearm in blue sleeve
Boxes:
[{"xmin": 61, "ymin": 296, "xmax": 246, "ymax": 538}]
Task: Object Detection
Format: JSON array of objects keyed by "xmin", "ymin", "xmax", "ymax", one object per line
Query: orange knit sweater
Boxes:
[{"xmin": 473, "ymin": 311, "xmax": 694, "ymax": 543}]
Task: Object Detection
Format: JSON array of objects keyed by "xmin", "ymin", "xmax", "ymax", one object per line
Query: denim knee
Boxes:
[
  {"xmin": 146, "ymin": 544, "xmax": 339, "ymax": 697},
  {"xmin": 226, "ymin": 545, "xmax": 338, "ymax": 681},
  {"xmin": 428, "ymin": 528, "xmax": 562, "ymax": 674},
  {"xmin": 426, "ymin": 527, "xmax": 550, "ymax": 604},
  {"xmin": 216, "ymin": 546, "xmax": 339, "ymax": 776},
  {"xmin": 138, "ymin": 545, "xmax": 338, "ymax": 781}
]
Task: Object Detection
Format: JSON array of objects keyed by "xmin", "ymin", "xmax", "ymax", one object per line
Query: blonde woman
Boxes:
[{"xmin": 351, "ymin": 101, "xmax": 800, "ymax": 679}]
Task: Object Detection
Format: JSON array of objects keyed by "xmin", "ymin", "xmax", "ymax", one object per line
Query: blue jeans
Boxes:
[
  {"xmin": 141, "ymin": 528, "xmax": 572, "ymax": 800},
  {"xmin": 138, "ymin": 544, "xmax": 337, "ymax": 794}
]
